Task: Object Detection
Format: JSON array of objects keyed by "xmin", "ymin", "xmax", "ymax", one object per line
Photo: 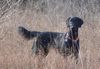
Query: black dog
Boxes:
[{"xmin": 18, "ymin": 17, "xmax": 83, "ymax": 59}]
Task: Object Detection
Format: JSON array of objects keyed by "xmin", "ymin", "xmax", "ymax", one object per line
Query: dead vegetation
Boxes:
[{"xmin": 0, "ymin": 0, "xmax": 100, "ymax": 69}]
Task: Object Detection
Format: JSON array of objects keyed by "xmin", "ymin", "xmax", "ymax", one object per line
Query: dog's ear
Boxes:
[
  {"xmin": 66, "ymin": 17, "xmax": 71, "ymax": 27},
  {"xmin": 78, "ymin": 18, "xmax": 84, "ymax": 28}
]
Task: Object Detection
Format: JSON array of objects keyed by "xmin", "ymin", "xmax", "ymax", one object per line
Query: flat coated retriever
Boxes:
[{"xmin": 18, "ymin": 17, "xmax": 83, "ymax": 59}]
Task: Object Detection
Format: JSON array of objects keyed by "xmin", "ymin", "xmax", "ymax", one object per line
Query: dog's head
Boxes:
[{"xmin": 66, "ymin": 17, "xmax": 83, "ymax": 29}]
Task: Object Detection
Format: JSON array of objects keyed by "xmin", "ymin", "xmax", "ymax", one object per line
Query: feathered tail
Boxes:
[{"xmin": 18, "ymin": 26, "xmax": 39, "ymax": 40}]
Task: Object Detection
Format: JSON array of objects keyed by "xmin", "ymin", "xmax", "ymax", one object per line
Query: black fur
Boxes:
[{"xmin": 18, "ymin": 17, "xmax": 83, "ymax": 59}]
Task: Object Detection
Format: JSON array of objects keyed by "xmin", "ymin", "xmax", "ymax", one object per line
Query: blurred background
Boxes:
[{"xmin": 0, "ymin": 0, "xmax": 100, "ymax": 69}]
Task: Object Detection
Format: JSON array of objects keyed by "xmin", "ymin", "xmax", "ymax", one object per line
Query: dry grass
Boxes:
[{"xmin": 0, "ymin": 0, "xmax": 100, "ymax": 69}]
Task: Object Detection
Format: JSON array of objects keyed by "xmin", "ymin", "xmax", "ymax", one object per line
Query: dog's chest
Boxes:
[{"xmin": 64, "ymin": 33, "xmax": 79, "ymax": 48}]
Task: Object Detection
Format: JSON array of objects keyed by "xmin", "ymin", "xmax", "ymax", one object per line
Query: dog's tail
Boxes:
[{"xmin": 18, "ymin": 26, "xmax": 40, "ymax": 40}]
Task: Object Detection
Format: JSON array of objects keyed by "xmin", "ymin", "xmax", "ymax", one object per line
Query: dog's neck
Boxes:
[{"xmin": 67, "ymin": 28, "xmax": 79, "ymax": 40}]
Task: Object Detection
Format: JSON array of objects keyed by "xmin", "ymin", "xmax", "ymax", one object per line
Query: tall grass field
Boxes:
[{"xmin": 0, "ymin": 0, "xmax": 100, "ymax": 69}]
